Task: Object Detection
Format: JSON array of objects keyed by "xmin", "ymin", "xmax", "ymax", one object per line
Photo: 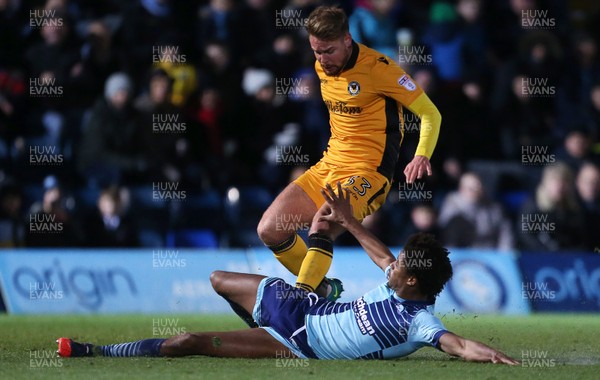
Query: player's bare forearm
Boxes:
[
  {"xmin": 318, "ymin": 182, "xmax": 394, "ymax": 271},
  {"xmin": 438, "ymin": 332, "xmax": 519, "ymax": 365},
  {"xmin": 345, "ymin": 217, "xmax": 395, "ymax": 271}
]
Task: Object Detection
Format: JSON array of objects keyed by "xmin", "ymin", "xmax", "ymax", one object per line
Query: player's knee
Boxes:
[
  {"xmin": 178, "ymin": 333, "xmax": 199, "ymax": 349},
  {"xmin": 309, "ymin": 218, "xmax": 344, "ymax": 240},
  {"xmin": 309, "ymin": 223, "xmax": 333, "ymax": 240},
  {"xmin": 161, "ymin": 333, "xmax": 200, "ymax": 356},
  {"xmin": 256, "ymin": 217, "xmax": 270, "ymax": 242},
  {"xmin": 210, "ymin": 270, "xmax": 226, "ymax": 293},
  {"xmin": 175, "ymin": 333, "xmax": 202, "ymax": 354},
  {"xmin": 257, "ymin": 215, "xmax": 287, "ymax": 245}
]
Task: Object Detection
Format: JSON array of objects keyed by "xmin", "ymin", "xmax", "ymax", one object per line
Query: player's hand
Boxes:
[
  {"xmin": 318, "ymin": 182, "xmax": 354, "ymax": 227},
  {"xmin": 490, "ymin": 351, "xmax": 520, "ymax": 365},
  {"xmin": 404, "ymin": 155, "xmax": 432, "ymax": 183}
]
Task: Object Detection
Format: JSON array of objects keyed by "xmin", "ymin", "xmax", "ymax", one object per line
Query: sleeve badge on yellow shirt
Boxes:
[
  {"xmin": 398, "ymin": 75, "xmax": 416, "ymax": 91},
  {"xmin": 348, "ymin": 81, "xmax": 360, "ymax": 96}
]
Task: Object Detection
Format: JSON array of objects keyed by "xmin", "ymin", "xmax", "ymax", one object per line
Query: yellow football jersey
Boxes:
[
  {"xmin": 155, "ymin": 61, "xmax": 198, "ymax": 108},
  {"xmin": 315, "ymin": 41, "xmax": 440, "ymax": 181}
]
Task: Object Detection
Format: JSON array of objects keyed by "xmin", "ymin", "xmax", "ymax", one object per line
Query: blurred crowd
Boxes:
[{"xmin": 0, "ymin": 0, "xmax": 599, "ymax": 251}]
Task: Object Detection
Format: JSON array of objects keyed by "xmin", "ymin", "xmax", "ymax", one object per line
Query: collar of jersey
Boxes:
[
  {"xmin": 392, "ymin": 292, "xmax": 435, "ymax": 306},
  {"xmin": 338, "ymin": 40, "xmax": 360, "ymax": 74}
]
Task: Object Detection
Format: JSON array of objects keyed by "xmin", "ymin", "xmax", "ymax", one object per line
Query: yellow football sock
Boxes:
[
  {"xmin": 269, "ymin": 233, "xmax": 307, "ymax": 276},
  {"xmin": 296, "ymin": 233, "xmax": 333, "ymax": 292}
]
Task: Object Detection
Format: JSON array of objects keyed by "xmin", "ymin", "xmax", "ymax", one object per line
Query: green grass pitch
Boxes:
[{"xmin": 2, "ymin": 313, "xmax": 599, "ymax": 380}]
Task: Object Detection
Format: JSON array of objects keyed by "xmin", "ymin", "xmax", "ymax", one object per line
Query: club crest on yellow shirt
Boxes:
[{"xmin": 348, "ymin": 81, "xmax": 360, "ymax": 96}]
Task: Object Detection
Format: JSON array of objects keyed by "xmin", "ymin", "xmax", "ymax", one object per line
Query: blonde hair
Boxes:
[
  {"xmin": 536, "ymin": 162, "xmax": 579, "ymax": 212},
  {"xmin": 306, "ymin": 6, "xmax": 349, "ymax": 41}
]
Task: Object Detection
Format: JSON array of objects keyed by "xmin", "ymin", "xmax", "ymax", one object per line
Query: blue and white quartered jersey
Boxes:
[{"xmin": 305, "ymin": 266, "xmax": 448, "ymax": 359}]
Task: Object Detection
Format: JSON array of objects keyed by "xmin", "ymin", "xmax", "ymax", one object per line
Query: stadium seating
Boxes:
[
  {"xmin": 166, "ymin": 229, "xmax": 219, "ymax": 248},
  {"xmin": 170, "ymin": 189, "xmax": 223, "ymax": 230},
  {"xmin": 138, "ymin": 229, "xmax": 165, "ymax": 248},
  {"xmin": 223, "ymin": 186, "xmax": 274, "ymax": 247}
]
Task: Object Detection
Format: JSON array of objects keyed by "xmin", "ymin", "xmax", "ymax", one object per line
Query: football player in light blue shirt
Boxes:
[{"xmin": 57, "ymin": 183, "xmax": 518, "ymax": 365}]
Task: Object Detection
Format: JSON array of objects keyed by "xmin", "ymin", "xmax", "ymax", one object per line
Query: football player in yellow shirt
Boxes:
[{"xmin": 257, "ymin": 6, "xmax": 441, "ymax": 298}]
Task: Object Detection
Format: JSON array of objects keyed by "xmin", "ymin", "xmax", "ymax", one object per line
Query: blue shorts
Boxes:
[{"xmin": 252, "ymin": 277, "xmax": 321, "ymax": 359}]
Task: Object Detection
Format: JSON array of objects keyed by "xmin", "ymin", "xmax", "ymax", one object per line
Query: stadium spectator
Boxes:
[
  {"xmin": 488, "ymin": 7, "xmax": 564, "ymax": 154},
  {"xmin": 0, "ymin": 0, "xmax": 24, "ymax": 68},
  {"xmin": 557, "ymin": 33, "xmax": 600, "ymax": 132},
  {"xmin": 238, "ymin": 67, "xmax": 296, "ymax": 188},
  {"xmin": 24, "ymin": 9, "xmax": 82, "ymax": 157},
  {"xmin": 78, "ymin": 72, "xmax": 147, "ymax": 187},
  {"xmin": 519, "ymin": 162, "xmax": 588, "ymax": 251},
  {"xmin": 439, "ymin": 156, "xmax": 463, "ymax": 192},
  {"xmin": 450, "ymin": 0, "xmax": 492, "ymax": 162},
  {"xmin": 153, "ymin": 42, "xmax": 198, "ymax": 109},
  {"xmin": 75, "ymin": 20, "xmax": 121, "ymax": 107},
  {"xmin": 134, "ymin": 68, "xmax": 174, "ymax": 114},
  {"xmin": 496, "ymin": 73, "xmax": 557, "ymax": 160},
  {"xmin": 24, "ymin": 7, "xmax": 79, "ymax": 83},
  {"xmin": 286, "ymin": 69, "xmax": 329, "ymax": 162},
  {"xmin": 587, "ymin": 83, "xmax": 600, "ymax": 138},
  {"xmin": 0, "ymin": 179, "xmax": 25, "ymax": 247},
  {"xmin": 83, "ymin": 185, "xmax": 139, "ymax": 247},
  {"xmin": 485, "ymin": 0, "xmax": 536, "ymax": 65},
  {"xmin": 554, "ymin": 128, "xmax": 600, "ymax": 172},
  {"xmin": 116, "ymin": 0, "xmax": 193, "ymax": 85},
  {"xmin": 24, "ymin": 176, "xmax": 81, "ymax": 247},
  {"xmin": 349, "ymin": 0, "xmax": 400, "ymax": 60},
  {"xmin": 438, "ymin": 172, "xmax": 515, "ymax": 250},
  {"xmin": 0, "ymin": 67, "xmax": 26, "ymax": 170},
  {"xmin": 455, "ymin": 0, "xmax": 486, "ymax": 75},
  {"xmin": 194, "ymin": 89, "xmax": 223, "ymax": 145},
  {"xmin": 516, "ymin": 30, "xmax": 563, "ymax": 86},
  {"xmin": 575, "ymin": 162, "xmax": 600, "ymax": 250},
  {"xmin": 255, "ymin": 32, "xmax": 305, "ymax": 80},
  {"xmin": 196, "ymin": 0, "xmax": 274, "ymax": 66},
  {"xmin": 134, "ymin": 68, "xmax": 196, "ymax": 185},
  {"xmin": 235, "ymin": 0, "xmax": 277, "ymax": 65},
  {"xmin": 410, "ymin": 67, "xmax": 437, "ymax": 93},
  {"xmin": 201, "ymin": 40, "xmax": 243, "ymax": 103},
  {"xmin": 451, "ymin": 73, "xmax": 501, "ymax": 161},
  {"xmin": 261, "ymin": 70, "xmax": 329, "ymax": 193},
  {"xmin": 400, "ymin": 204, "xmax": 441, "ymax": 243},
  {"xmin": 186, "ymin": 86, "xmax": 233, "ymax": 189},
  {"xmin": 421, "ymin": 1, "xmax": 464, "ymax": 83},
  {"xmin": 196, "ymin": 0, "xmax": 237, "ymax": 52},
  {"xmin": 199, "ymin": 41, "xmax": 244, "ymax": 150}
]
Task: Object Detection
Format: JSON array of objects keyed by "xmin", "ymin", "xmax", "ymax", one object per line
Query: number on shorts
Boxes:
[{"xmin": 346, "ymin": 176, "xmax": 372, "ymax": 196}]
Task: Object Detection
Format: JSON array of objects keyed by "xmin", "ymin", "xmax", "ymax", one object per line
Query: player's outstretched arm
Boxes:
[
  {"xmin": 317, "ymin": 182, "xmax": 395, "ymax": 271},
  {"xmin": 438, "ymin": 332, "xmax": 519, "ymax": 365}
]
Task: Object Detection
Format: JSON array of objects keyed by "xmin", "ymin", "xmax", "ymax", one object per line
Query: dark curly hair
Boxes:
[{"xmin": 402, "ymin": 233, "xmax": 453, "ymax": 300}]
